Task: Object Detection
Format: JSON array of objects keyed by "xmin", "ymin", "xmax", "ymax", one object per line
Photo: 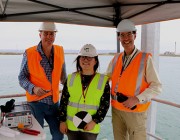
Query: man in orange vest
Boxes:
[
  {"xmin": 18, "ymin": 22, "xmax": 66, "ymax": 140},
  {"xmin": 106, "ymin": 19, "xmax": 162, "ymax": 140}
]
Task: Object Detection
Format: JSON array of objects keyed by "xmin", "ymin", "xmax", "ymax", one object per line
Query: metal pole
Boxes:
[{"xmin": 117, "ymin": 32, "xmax": 120, "ymax": 53}]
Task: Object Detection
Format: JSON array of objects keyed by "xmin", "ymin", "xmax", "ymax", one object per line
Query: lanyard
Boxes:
[
  {"xmin": 114, "ymin": 49, "xmax": 138, "ymax": 93},
  {"xmin": 81, "ymin": 74, "xmax": 95, "ymax": 104},
  {"xmin": 120, "ymin": 49, "xmax": 138, "ymax": 76}
]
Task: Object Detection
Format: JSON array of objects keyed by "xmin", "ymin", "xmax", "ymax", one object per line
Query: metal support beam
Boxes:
[
  {"xmin": 113, "ymin": 3, "xmax": 121, "ymax": 26},
  {"xmin": 116, "ymin": 32, "xmax": 120, "ymax": 53},
  {"xmin": 141, "ymin": 22, "xmax": 160, "ymax": 140},
  {"xmin": 0, "ymin": 0, "xmax": 8, "ymax": 16},
  {"xmin": 113, "ymin": 3, "xmax": 121, "ymax": 53},
  {"xmin": 0, "ymin": 0, "xmax": 4, "ymax": 13}
]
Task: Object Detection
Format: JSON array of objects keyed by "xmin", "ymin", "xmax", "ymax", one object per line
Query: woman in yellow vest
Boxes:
[{"xmin": 59, "ymin": 44, "xmax": 110, "ymax": 140}]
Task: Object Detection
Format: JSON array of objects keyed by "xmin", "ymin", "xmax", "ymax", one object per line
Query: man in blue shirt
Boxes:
[{"xmin": 18, "ymin": 22, "xmax": 66, "ymax": 140}]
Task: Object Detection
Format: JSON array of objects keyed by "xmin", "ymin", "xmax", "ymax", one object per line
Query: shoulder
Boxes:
[
  {"xmin": 114, "ymin": 52, "xmax": 122, "ymax": 58},
  {"xmin": 113, "ymin": 52, "xmax": 123, "ymax": 61},
  {"xmin": 139, "ymin": 50, "xmax": 152, "ymax": 56},
  {"xmin": 53, "ymin": 45, "xmax": 64, "ymax": 53},
  {"xmin": 68, "ymin": 72, "xmax": 79, "ymax": 78},
  {"xmin": 53, "ymin": 44, "xmax": 63, "ymax": 48},
  {"xmin": 96, "ymin": 73, "xmax": 109, "ymax": 81},
  {"xmin": 26, "ymin": 46, "xmax": 37, "ymax": 52},
  {"xmin": 26, "ymin": 46, "xmax": 38, "ymax": 56},
  {"xmin": 137, "ymin": 51, "xmax": 152, "ymax": 59}
]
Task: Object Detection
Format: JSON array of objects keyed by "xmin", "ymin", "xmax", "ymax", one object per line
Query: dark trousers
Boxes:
[{"xmin": 67, "ymin": 130, "xmax": 98, "ymax": 140}]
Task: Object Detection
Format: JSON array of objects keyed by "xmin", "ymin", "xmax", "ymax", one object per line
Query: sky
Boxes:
[{"xmin": 0, "ymin": 19, "xmax": 180, "ymax": 53}]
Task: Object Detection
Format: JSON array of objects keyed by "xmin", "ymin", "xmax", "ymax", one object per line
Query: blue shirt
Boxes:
[{"xmin": 18, "ymin": 42, "xmax": 67, "ymax": 105}]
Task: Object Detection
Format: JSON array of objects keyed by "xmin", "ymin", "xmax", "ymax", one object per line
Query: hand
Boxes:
[
  {"xmin": 33, "ymin": 87, "xmax": 47, "ymax": 96},
  {"xmin": 122, "ymin": 96, "xmax": 139, "ymax": 109},
  {"xmin": 84, "ymin": 120, "xmax": 96, "ymax": 131},
  {"xmin": 59, "ymin": 122, "xmax": 68, "ymax": 134}
]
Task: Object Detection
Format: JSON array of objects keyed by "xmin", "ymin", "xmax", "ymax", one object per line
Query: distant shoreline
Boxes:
[
  {"xmin": 0, "ymin": 52, "xmax": 116, "ymax": 55},
  {"xmin": 159, "ymin": 54, "xmax": 180, "ymax": 57},
  {"xmin": 0, "ymin": 52, "xmax": 23, "ymax": 55},
  {"xmin": 0, "ymin": 52, "xmax": 180, "ymax": 57}
]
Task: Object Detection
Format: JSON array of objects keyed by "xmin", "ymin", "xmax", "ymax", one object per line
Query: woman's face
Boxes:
[{"xmin": 79, "ymin": 56, "xmax": 97, "ymax": 74}]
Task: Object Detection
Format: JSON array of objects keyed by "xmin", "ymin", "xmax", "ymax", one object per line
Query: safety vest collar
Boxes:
[{"xmin": 69, "ymin": 72, "xmax": 106, "ymax": 90}]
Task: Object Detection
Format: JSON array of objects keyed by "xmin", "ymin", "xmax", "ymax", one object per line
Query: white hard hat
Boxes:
[
  {"xmin": 39, "ymin": 22, "xmax": 57, "ymax": 32},
  {"xmin": 116, "ymin": 19, "xmax": 137, "ymax": 32},
  {"xmin": 78, "ymin": 44, "xmax": 98, "ymax": 57}
]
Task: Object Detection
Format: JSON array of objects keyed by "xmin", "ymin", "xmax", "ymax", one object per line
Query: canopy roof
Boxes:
[{"xmin": 1, "ymin": 0, "xmax": 180, "ymax": 27}]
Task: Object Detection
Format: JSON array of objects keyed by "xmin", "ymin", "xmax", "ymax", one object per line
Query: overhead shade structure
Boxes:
[{"xmin": 0, "ymin": 0, "xmax": 180, "ymax": 27}]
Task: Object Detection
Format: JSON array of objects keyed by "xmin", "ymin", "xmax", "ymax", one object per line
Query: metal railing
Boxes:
[
  {"xmin": 152, "ymin": 98, "xmax": 180, "ymax": 108},
  {"xmin": 0, "ymin": 93, "xmax": 180, "ymax": 140}
]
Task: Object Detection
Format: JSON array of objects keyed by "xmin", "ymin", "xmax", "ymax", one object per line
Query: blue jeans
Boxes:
[{"xmin": 28, "ymin": 102, "xmax": 64, "ymax": 140}]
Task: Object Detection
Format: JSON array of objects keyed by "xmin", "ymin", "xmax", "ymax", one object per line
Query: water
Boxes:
[
  {"xmin": 0, "ymin": 54, "xmax": 180, "ymax": 140},
  {"xmin": 156, "ymin": 56, "xmax": 180, "ymax": 140}
]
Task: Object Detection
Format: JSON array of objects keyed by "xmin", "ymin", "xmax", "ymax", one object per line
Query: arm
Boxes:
[
  {"xmin": 105, "ymin": 59, "xmax": 113, "ymax": 78},
  {"xmin": 92, "ymin": 81, "xmax": 110, "ymax": 124},
  {"xmin": 59, "ymin": 80, "xmax": 69, "ymax": 122},
  {"xmin": 105, "ymin": 53, "xmax": 121, "ymax": 78},
  {"xmin": 18, "ymin": 52, "xmax": 35, "ymax": 94},
  {"xmin": 60, "ymin": 47, "xmax": 67, "ymax": 85},
  {"xmin": 137, "ymin": 55, "xmax": 162, "ymax": 103},
  {"xmin": 84, "ymin": 81, "xmax": 110, "ymax": 131},
  {"xmin": 59, "ymin": 80, "xmax": 69, "ymax": 134},
  {"xmin": 60, "ymin": 62, "xmax": 67, "ymax": 85}
]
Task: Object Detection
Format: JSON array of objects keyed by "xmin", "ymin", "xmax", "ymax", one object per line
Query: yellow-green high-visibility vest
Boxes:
[{"xmin": 66, "ymin": 72, "xmax": 108, "ymax": 134}]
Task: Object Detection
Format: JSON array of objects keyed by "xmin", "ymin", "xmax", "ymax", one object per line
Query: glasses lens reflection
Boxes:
[{"xmin": 81, "ymin": 56, "xmax": 93, "ymax": 61}]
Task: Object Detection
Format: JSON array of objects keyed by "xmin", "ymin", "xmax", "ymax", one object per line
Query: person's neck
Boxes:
[
  {"xmin": 42, "ymin": 45, "xmax": 52, "ymax": 59},
  {"xmin": 124, "ymin": 46, "xmax": 135, "ymax": 56},
  {"xmin": 81, "ymin": 71, "xmax": 95, "ymax": 76}
]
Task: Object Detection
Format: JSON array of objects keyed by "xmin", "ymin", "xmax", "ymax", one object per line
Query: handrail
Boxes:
[
  {"xmin": 147, "ymin": 132, "xmax": 163, "ymax": 140},
  {"xmin": 0, "ymin": 93, "xmax": 26, "ymax": 99},
  {"xmin": 152, "ymin": 98, "xmax": 180, "ymax": 108},
  {"xmin": 1, "ymin": 94, "xmax": 179, "ymax": 108},
  {"xmin": 0, "ymin": 93, "xmax": 179, "ymax": 140}
]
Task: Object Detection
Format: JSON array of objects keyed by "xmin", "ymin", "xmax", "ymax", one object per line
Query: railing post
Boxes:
[{"xmin": 141, "ymin": 22, "xmax": 160, "ymax": 140}]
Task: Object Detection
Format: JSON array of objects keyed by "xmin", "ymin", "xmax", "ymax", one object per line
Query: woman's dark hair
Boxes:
[{"xmin": 74, "ymin": 56, "xmax": 99, "ymax": 72}]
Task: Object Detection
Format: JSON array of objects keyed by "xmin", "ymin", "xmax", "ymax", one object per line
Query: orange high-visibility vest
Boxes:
[
  {"xmin": 111, "ymin": 52, "xmax": 151, "ymax": 112},
  {"xmin": 26, "ymin": 45, "xmax": 64, "ymax": 103}
]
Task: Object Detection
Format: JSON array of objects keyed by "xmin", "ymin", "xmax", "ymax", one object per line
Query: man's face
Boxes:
[
  {"xmin": 39, "ymin": 31, "xmax": 56, "ymax": 46},
  {"xmin": 118, "ymin": 31, "xmax": 136, "ymax": 51}
]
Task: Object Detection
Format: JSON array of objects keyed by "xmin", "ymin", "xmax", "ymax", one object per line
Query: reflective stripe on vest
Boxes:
[
  {"xmin": 68, "ymin": 101, "xmax": 99, "ymax": 110},
  {"xmin": 113, "ymin": 53, "xmax": 123, "ymax": 94},
  {"xmin": 134, "ymin": 53, "xmax": 146, "ymax": 96},
  {"xmin": 67, "ymin": 116, "xmax": 73, "ymax": 122},
  {"xmin": 66, "ymin": 72, "xmax": 108, "ymax": 134},
  {"xmin": 69, "ymin": 73, "xmax": 106, "ymax": 90},
  {"xmin": 112, "ymin": 53, "xmax": 121, "ymax": 74}
]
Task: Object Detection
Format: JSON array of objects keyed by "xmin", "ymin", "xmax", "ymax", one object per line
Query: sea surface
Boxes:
[{"xmin": 0, "ymin": 54, "xmax": 180, "ymax": 140}]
